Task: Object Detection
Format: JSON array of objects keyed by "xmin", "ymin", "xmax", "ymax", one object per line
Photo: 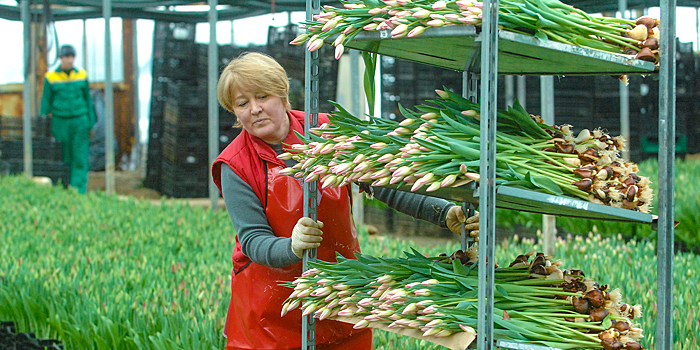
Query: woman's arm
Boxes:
[{"xmin": 221, "ymin": 164, "xmax": 301, "ymax": 268}]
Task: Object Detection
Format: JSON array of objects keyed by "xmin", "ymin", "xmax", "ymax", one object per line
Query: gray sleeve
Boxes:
[
  {"xmin": 372, "ymin": 186, "xmax": 455, "ymax": 227},
  {"xmin": 221, "ymin": 164, "xmax": 301, "ymax": 268}
]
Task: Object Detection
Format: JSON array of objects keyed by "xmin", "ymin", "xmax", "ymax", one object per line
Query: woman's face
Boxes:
[{"xmin": 232, "ymin": 87, "xmax": 290, "ymax": 145}]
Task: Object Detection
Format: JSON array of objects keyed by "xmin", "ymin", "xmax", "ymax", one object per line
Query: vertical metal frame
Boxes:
[
  {"xmin": 477, "ymin": 0, "xmax": 499, "ymax": 348},
  {"xmin": 656, "ymin": 0, "xmax": 676, "ymax": 348},
  {"xmin": 618, "ymin": 0, "xmax": 631, "ymax": 161},
  {"xmin": 104, "ymin": 0, "xmax": 115, "ymax": 194},
  {"xmin": 461, "ymin": 71, "xmax": 478, "ymax": 252},
  {"xmin": 540, "ymin": 76, "xmax": 556, "ymax": 257},
  {"xmin": 22, "ymin": 0, "xmax": 32, "ymax": 178},
  {"xmin": 208, "ymin": 0, "xmax": 220, "ymax": 210},
  {"xmin": 303, "ymin": 1, "xmax": 320, "ymax": 348}
]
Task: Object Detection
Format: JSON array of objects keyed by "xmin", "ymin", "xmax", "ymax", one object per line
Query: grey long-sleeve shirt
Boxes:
[{"xmin": 221, "ymin": 145, "xmax": 455, "ymax": 268}]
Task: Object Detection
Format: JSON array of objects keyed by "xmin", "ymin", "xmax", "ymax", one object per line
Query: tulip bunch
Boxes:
[
  {"xmin": 280, "ymin": 249, "xmax": 645, "ymax": 349},
  {"xmin": 291, "ymin": 0, "xmax": 661, "ymax": 63},
  {"xmin": 280, "ymin": 89, "xmax": 652, "ymax": 212}
]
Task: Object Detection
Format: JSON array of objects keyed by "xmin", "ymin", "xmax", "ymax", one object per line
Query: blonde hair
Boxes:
[{"xmin": 217, "ymin": 52, "xmax": 291, "ymax": 126}]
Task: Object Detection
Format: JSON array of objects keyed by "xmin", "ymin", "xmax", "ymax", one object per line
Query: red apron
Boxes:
[{"xmin": 224, "ymin": 164, "xmax": 372, "ymax": 350}]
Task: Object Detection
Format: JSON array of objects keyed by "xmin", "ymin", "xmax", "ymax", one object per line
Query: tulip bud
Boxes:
[
  {"xmin": 368, "ymin": 7, "xmax": 383, "ymax": 15},
  {"xmin": 339, "ymin": 27, "xmax": 355, "ymax": 37},
  {"xmin": 308, "ymin": 38, "xmax": 324, "ymax": 52},
  {"xmin": 412, "ymin": 9, "xmax": 432, "ymax": 19},
  {"xmin": 426, "ymin": 19, "xmax": 445, "ymax": 27},
  {"xmin": 432, "ymin": 0, "xmax": 447, "ymax": 10},
  {"xmin": 363, "ymin": 23, "xmax": 379, "ymax": 31},
  {"xmin": 290, "ymin": 34, "xmax": 309, "ymax": 45},
  {"xmin": 435, "ymin": 89, "xmax": 450, "ymax": 99},
  {"xmin": 353, "ymin": 319, "xmax": 370, "ymax": 329},
  {"xmin": 391, "ymin": 24, "xmax": 409, "ymax": 38},
  {"xmin": 467, "ymin": 6, "xmax": 482, "ymax": 15}
]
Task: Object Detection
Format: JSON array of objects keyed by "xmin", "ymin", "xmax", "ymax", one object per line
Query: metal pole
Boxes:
[
  {"xmin": 516, "ymin": 75, "xmax": 526, "ymax": 110},
  {"xmin": 208, "ymin": 0, "xmax": 220, "ymax": 210},
  {"xmin": 618, "ymin": 0, "xmax": 630, "ymax": 161},
  {"xmin": 504, "ymin": 75, "xmax": 514, "ymax": 107},
  {"xmin": 350, "ymin": 50, "xmax": 364, "ymax": 228},
  {"xmin": 302, "ymin": 1, "xmax": 320, "ymax": 348},
  {"xmin": 103, "ymin": 0, "xmax": 115, "ymax": 194},
  {"xmin": 462, "ymin": 71, "xmax": 478, "ymax": 252},
  {"xmin": 22, "ymin": 0, "xmax": 32, "ymax": 178},
  {"xmin": 656, "ymin": 0, "xmax": 676, "ymax": 349},
  {"xmin": 540, "ymin": 76, "xmax": 556, "ymax": 257},
  {"xmin": 477, "ymin": 0, "xmax": 499, "ymax": 349},
  {"xmin": 83, "ymin": 19, "xmax": 88, "ymax": 71}
]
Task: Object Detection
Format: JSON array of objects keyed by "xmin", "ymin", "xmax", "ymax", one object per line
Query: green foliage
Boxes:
[
  {"xmin": 1, "ymin": 175, "xmax": 698, "ymax": 349},
  {"xmin": 0, "ymin": 176, "xmax": 233, "ymax": 350}
]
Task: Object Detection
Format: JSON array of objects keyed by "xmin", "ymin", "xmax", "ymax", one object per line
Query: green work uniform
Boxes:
[{"xmin": 40, "ymin": 66, "xmax": 96, "ymax": 194}]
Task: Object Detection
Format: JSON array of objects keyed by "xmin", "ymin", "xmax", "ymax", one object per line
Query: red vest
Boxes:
[{"xmin": 212, "ymin": 110, "xmax": 371, "ymax": 350}]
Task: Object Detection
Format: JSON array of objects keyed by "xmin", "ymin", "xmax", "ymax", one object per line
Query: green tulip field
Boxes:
[{"xmin": 0, "ymin": 174, "xmax": 698, "ymax": 349}]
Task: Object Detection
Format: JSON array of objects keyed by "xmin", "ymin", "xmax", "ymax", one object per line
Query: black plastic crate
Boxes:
[
  {"xmin": 0, "ymin": 139, "xmax": 63, "ymax": 161},
  {"xmin": 154, "ymin": 22, "xmax": 196, "ymax": 42},
  {"xmin": 219, "ymin": 127, "xmax": 243, "ymax": 150},
  {"xmin": 160, "ymin": 181, "xmax": 209, "ymax": 198},
  {"xmin": 154, "ymin": 39, "xmax": 196, "ymax": 60},
  {"xmin": 160, "ymin": 160, "xmax": 209, "ymax": 198},
  {"xmin": 153, "ymin": 57, "xmax": 198, "ymax": 81},
  {"xmin": 2, "ymin": 159, "xmax": 70, "ymax": 187},
  {"xmin": 162, "ymin": 138, "xmax": 208, "ymax": 165},
  {"xmin": 163, "ymin": 120, "xmax": 208, "ymax": 141}
]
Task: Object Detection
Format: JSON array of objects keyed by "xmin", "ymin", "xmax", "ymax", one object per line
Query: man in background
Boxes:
[{"xmin": 40, "ymin": 44, "xmax": 96, "ymax": 194}]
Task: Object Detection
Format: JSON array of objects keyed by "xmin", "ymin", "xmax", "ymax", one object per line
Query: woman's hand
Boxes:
[
  {"xmin": 446, "ymin": 206, "xmax": 479, "ymax": 239},
  {"xmin": 291, "ymin": 217, "xmax": 325, "ymax": 258}
]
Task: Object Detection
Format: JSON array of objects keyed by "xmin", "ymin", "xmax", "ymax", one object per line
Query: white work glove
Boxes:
[
  {"xmin": 446, "ymin": 206, "xmax": 479, "ymax": 240},
  {"xmin": 291, "ymin": 217, "xmax": 325, "ymax": 259}
]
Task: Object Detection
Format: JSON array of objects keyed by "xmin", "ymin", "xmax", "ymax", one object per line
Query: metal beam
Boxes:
[
  {"xmin": 540, "ymin": 76, "xmax": 555, "ymax": 258},
  {"xmin": 656, "ymin": 0, "xmax": 676, "ymax": 349},
  {"xmin": 104, "ymin": 0, "xmax": 116, "ymax": 194},
  {"xmin": 477, "ymin": 0, "xmax": 499, "ymax": 348},
  {"xmin": 303, "ymin": 1, "xmax": 320, "ymax": 347},
  {"xmin": 22, "ymin": 0, "xmax": 32, "ymax": 178},
  {"xmin": 208, "ymin": 0, "xmax": 220, "ymax": 210}
]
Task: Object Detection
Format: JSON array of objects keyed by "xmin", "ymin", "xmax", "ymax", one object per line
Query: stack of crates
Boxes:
[
  {"xmin": 145, "ymin": 21, "xmax": 197, "ymax": 193},
  {"xmin": 0, "ymin": 116, "xmax": 69, "ymax": 187},
  {"xmin": 160, "ymin": 80, "xmax": 209, "ymax": 198}
]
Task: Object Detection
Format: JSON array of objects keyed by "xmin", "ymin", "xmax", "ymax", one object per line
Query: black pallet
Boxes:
[
  {"xmin": 1, "ymin": 159, "xmax": 70, "ymax": 188},
  {"xmin": 160, "ymin": 160, "xmax": 209, "ymax": 198},
  {"xmin": 153, "ymin": 57, "xmax": 198, "ymax": 82},
  {"xmin": 162, "ymin": 138, "xmax": 208, "ymax": 166},
  {"xmin": 0, "ymin": 140, "xmax": 63, "ymax": 161}
]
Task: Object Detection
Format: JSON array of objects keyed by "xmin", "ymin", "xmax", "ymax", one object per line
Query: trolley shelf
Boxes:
[
  {"xmin": 391, "ymin": 182, "xmax": 654, "ymax": 224},
  {"xmin": 340, "ymin": 26, "xmax": 656, "ymax": 75}
]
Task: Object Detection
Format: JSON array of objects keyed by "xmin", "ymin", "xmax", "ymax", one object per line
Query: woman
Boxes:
[{"xmin": 212, "ymin": 52, "xmax": 478, "ymax": 350}]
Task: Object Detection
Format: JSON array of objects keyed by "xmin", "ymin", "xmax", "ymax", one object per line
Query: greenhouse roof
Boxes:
[
  {"xmin": 1, "ymin": 1, "xmax": 697, "ymax": 22},
  {"xmin": 566, "ymin": 0, "xmax": 700, "ymax": 12},
  {"xmin": 0, "ymin": 1, "xmax": 340, "ymax": 22}
]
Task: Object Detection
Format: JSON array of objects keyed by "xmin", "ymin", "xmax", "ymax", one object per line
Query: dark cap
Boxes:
[{"xmin": 59, "ymin": 44, "xmax": 76, "ymax": 57}]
